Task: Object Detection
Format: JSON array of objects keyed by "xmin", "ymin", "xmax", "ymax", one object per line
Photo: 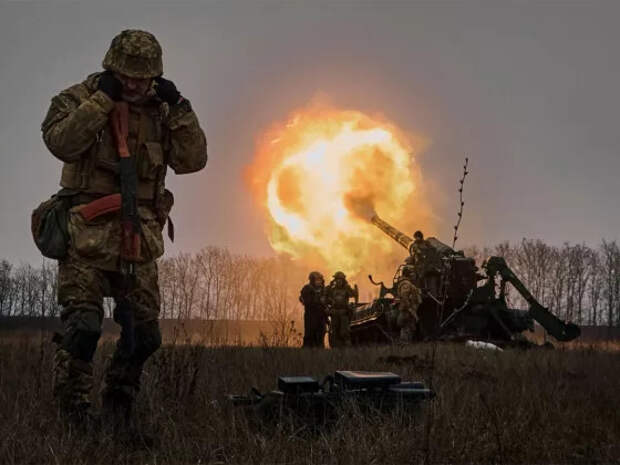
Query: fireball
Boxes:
[{"xmin": 246, "ymin": 103, "xmax": 430, "ymax": 276}]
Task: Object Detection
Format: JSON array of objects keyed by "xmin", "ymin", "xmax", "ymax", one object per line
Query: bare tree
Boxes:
[
  {"xmin": 0, "ymin": 260, "xmax": 14, "ymax": 317},
  {"xmin": 565, "ymin": 244, "xmax": 591, "ymax": 324},
  {"xmin": 588, "ymin": 251, "xmax": 603, "ymax": 325},
  {"xmin": 600, "ymin": 240, "xmax": 620, "ymax": 327}
]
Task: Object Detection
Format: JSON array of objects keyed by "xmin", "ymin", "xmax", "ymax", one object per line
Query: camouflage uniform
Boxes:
[
  {"xmin": 42, "ymin": 30, "xmax": 207, "ymax": 418},
  {"xmin": 406, "ymin": 231, "xmax": 442, "ymax": 294},
  {"xmin": 396, "ymin": 267, "xmax": 423, "ymax": 342},
  {"xmin": 326, "ymin": 272, "xmax": 357, "ymax": 348},
  {"xmin": 299, "ymin": 272, "xmax": 327, "ymax": 348}
]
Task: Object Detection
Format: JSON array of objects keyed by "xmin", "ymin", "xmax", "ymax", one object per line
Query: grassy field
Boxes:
[{"xmin": 0, "ymin": 334, "xmax": 618, "ymax": 464}]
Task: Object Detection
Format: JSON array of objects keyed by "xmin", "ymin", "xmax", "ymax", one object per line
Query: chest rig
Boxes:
[
  {"xmin": 331, "ymin": 286, "xmax": 351, "ymax": 308},
  {"xmin": 60, "ymin": 98, "xmax": 169, "ymax": 202}
]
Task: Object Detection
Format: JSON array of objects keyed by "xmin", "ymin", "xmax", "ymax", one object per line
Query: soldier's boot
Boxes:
[
  {"xmin": 53, "ymin": 347, "xmax": 97, "ymax": 427},
  {"xmin": 101, "ymin": 351, "xmax": 143, "ymax": 431},
  {"xmin": 101, "ymin": 379, "xmax": 154, "ymax": 447},
  {"xmin": 101, "ymin": 321, "xmax": 161, "ymax": 431}
]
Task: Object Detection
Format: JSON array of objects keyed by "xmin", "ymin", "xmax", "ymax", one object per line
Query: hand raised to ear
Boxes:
[
  {"xmin": 97, "ymin": 71, "xmax": 122, "ymax": 101},
  {"xmin": 154, "ymin": 77, "xmax": 181, "ymax": 105}
]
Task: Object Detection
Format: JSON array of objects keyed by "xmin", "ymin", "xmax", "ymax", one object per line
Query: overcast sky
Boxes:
[{"xmin": 1, "ymin": 0, "xmax": 619, "ymax": 264}]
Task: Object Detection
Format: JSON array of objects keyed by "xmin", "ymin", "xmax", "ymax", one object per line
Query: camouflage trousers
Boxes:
[
  {"xmin": 397, "ymin": 308, "xmax": 418, "ymax": 343},
  {"xmin": 303, "ymin": 310, "xmax": 327, "ymax": 348},
  {"xmin": 329, "ymin": 307, "xmax": 352, "ymax": 348},
  {"xmin": 396, "ymin": 280, "xmax": 422, "ymax": 342},
  {"xmin": 53, "ymin": 255, "xmax": 161, "ymax": 416}
]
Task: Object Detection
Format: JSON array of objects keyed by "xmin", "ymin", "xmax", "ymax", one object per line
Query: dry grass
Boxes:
[{"xmin": 0, "ymin": 333, "xmax": 618, "ymax": 464}]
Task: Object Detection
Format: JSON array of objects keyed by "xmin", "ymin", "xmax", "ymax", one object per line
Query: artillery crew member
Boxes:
[
  {"xmin": 396, "ymin": 265, "xmax": 423, "ymax": 342},
  {"xmin": 406, "ymin": 230, "xmax": 442, "ymax": 293},
  {"xmin": 299, "ymin": 271, "xmax": 328, "ymax": 348},
  {"xmin": 39, "ymin": 30, "xmax": 207, "ymax": 424},
  {"xmin": 326, "ymin": 271, "xmax": 358, "ymax": 348}
]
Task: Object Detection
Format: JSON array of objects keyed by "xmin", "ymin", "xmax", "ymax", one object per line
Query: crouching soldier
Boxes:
[
  {"xmin": 40, "ymin": 29, "xmax": 208, "ymax": 424},
  {"xmin": 299, "ymin": 271, "xmax": 328, "ymax": 348},
  {"xmin": 396, "ymin": 265, "xmax": 423, "ymax": 342},
  {"xmin": 326, "ymin": 271, "xmax": 358, "ymax": 348}
]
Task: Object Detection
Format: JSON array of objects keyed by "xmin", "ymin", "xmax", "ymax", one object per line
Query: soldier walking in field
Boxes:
[
  {"xmin": 299, "ymin": 271, "xmax": 328, "ymax": 348},
  {"xmin": 38, "ymin": 29, "xmax": 207, "ymax": 425},
  {"xmin": 326, "ymin": 271, "xmax": 358, "ymax": 348}
]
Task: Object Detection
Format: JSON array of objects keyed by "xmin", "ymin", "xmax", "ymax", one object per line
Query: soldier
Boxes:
[
  {"xmin": 299, "ymin": 271, "xmax": 328, "ymax": 348},
  {"xmin": 396, "ymin": 265, "xmax": 423, "ymax": 342},
  {"xmin": 406, "ymin": 231, "xmax": 428, "ymax": 269},
  {"xmin": 325, "ymin": 271, "xmax": 358, "ymax": 348},
  {"xmin": 406, "ymin": 230, "xmax": 442, "ymax": 293},
  {"xmin": 41, "ymin": 30, "xmax": 207, "ymax": 424}
]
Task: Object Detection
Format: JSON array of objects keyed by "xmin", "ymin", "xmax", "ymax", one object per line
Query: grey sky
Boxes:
[{"xmin": 1, "ymin": 1, "xmax": 619, "ymax": 264}]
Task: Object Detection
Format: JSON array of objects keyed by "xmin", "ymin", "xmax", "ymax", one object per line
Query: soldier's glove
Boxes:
[
  {"xmin": 97, "ymin": 71, "xmax": 122, "ymax": 101},
  {"xmin": 154, "ymin": 77, "xmax": 182, "ymax": 105}
]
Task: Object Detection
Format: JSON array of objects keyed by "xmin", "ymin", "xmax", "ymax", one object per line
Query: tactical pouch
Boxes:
[
  {"xmin": 31, "ymin": 190, "xmax": 73, "ymax": 259},
  {"xmin": 139, "ymin": 142, "xmax": 164, "ymax": 180}
]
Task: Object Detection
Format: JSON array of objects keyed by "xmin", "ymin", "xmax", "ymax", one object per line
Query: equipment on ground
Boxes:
[{"xmin": 228, "ymin": 370, "xmax": 434, "ymax": 427}]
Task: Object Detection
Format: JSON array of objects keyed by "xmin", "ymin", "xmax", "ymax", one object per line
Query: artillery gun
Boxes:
[{"xmin": 350, "ymin": 215, "xmax": 581, "ymax": 346}]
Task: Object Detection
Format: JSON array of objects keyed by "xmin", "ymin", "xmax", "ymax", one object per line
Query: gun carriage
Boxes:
[{"xmin": 350, "ymin": 215, "xmax": 581, "ymax": 346}]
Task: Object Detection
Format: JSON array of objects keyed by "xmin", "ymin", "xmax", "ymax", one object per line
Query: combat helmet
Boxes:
[
  {"xmin": 333, "ymin": 271, "xmax": 346, "ymax": 280},
  {"xmin": 308, "ymin": 271, "xmax": 324, "ymax": 282},
  {"xmin": 102, "ymin": 30, "xmax": 163, "ymax": 79},
  {"xmin": 413, "ymin": 230, "xmax": 424, "ymax": 240}
]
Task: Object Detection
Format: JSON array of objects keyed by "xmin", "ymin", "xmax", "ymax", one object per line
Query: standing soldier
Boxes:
[
  {"xmin": 40, "ymin": 30, "xmax": 207, "ymax": 424},
  {"xmin": 326, "ymin": 271, "xmax": 358, "ymax": 348},
  {"xmin": 406, "ymin": 230, "xmax": 442, "ymax": 294},
  {"xmin": 406, "ymin": 231, "xmax": 430, "ymax": 278},
  {"xmin": 299, "ymin": 271, "xmax": 327, "ymax": 348},
  {"xmin": 396, "ymin": 265, "xmax": 423, "ymax": 342}
]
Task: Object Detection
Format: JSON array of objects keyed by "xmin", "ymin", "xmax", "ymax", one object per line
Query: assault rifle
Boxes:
[{"xmin": 110, "ymin": 101, "xmax": 141, "ymax": 355}]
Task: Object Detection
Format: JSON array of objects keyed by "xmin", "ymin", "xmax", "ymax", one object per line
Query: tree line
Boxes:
[{"xmin": 1, "ymin": 239, "xmax": 620, "ymax": 326}]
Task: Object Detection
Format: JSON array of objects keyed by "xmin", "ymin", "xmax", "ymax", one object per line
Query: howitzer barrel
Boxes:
[{"xmin": 371, "ymin": 215, "xmax": 414, "ymax": 253}]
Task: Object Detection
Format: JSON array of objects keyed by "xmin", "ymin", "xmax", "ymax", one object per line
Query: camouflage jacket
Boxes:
[
  {"xmin": 396, "ymin": 278, "xmax": 422, "ymax": 314},
  {"xmin": 326, "ymin": 282, "xmax": 356, "ymax": 310},
  {"xmin": 41, "ymin": 73, "xmax": 208, "ymax": 270},
  {"xmin": 300, "ymin": 284, "xmax": 327, "ymax": 319}
]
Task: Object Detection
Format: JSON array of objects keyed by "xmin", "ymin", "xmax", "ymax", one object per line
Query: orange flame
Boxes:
[{"xmin": 246, "ymin": 102, "xmax": 432, "ymax": 277}]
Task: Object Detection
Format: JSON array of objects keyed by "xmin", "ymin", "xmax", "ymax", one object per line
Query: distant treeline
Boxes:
[
  {"xmin": 0, "ymin": 247, "xmax": 307, "ymax": 324},
  {"xmin": 2, "ymin": 239, "xmax": 620, "ymax": 327}
]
